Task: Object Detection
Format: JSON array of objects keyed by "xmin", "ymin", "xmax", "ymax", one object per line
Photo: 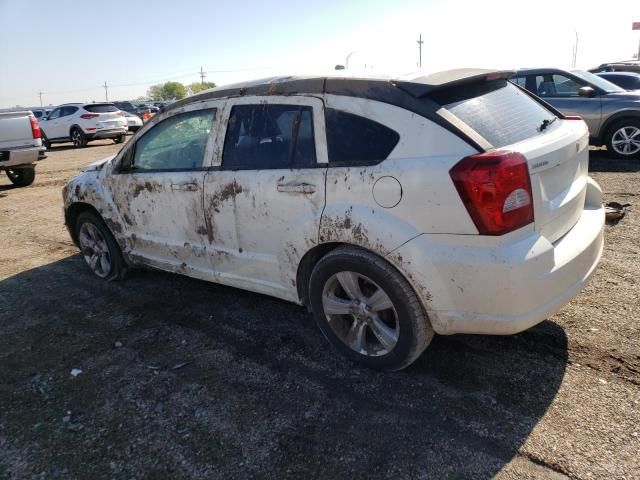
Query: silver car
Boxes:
[{"xmin": 512, "ymin": 68, "xmax": 640, "ymax": 158}]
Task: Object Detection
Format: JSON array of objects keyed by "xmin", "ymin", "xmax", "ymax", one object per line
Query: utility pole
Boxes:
[
  {"xmin": 103, "ymin": 81, "xmax": 109, "ymax": 102},
  {"xmin": 199, "ymin": 66, "xmax": 206, "ymax": 85},
  {"xmin": 38, "ymin": 90, "xmax": 43, "ymax": 107},
  {"xmin": 417, "ymin": 34, "xmax": 424, "ymax": 68},
  {"xmin": 572, "ymin": 30, "xmax": 579, "ymax": 68}
]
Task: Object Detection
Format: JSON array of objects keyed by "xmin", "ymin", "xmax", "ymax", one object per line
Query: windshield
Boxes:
[{"xmin": 572, "ymin": 70, "xmax": 625, "ymax": 93}]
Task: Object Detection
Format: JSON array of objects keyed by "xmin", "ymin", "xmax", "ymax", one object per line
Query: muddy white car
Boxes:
[{"xmin": 62, "ymin": 71, "xmax": 605, "ymax": 370}]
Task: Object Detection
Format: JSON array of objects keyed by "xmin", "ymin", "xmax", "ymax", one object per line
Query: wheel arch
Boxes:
[
  {"xmin": 600, "ymin": 111, "xmax": 640, "ymax": 142},
  {"xmin": 296, "ymin": 241, "xmax": 418, "ymax": 310},
  {"xmin": 65, "ymin": 202, "xmax": 103, "ymax": 246}
]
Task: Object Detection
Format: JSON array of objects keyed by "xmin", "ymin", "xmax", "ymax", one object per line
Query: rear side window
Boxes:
[
  {"xmin": 433, "ymin": 80, "xmax": 554, "ymax": 148},
  {"xmin": 222, "ymin": 104, "xmax": 316, "ymax": 170},
  {"xmin": 325, "ymin": 109, "xmax": 399, "ymax": 164},
  {"xmin": 84, "ymin": 104, "xmax": 119, "ymax": 113},
  {"xmin": 61, "ymin": 106, "xmax": 79, "ymax": 117}
]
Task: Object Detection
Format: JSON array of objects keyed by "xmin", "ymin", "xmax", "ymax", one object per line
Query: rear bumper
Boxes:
[
  {"xmin": 0, "ymin": 146, "xmax": 40, "ymax": 168},
  {"xmin": 85, "ymin": 127, "xmax": 127, "ymax": 140},
  {"xmin": 392, "ymin": 177, "xmax": 605, "ymax": 335}
]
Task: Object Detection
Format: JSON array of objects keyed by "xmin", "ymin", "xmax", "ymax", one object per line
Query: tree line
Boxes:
[{"xmin": 145, "ymin": 81, "xmax": 217, "ymax": 101}]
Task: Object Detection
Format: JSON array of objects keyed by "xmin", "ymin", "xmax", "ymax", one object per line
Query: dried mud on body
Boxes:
[{"xmin": 0, "ymin": 144, "xmax": 639, "ymax": 479}]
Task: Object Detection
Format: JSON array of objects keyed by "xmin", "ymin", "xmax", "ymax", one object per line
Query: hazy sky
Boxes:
[{"xmin": 1, "ymin": 0, "xmax": 639, "ymax": 107}]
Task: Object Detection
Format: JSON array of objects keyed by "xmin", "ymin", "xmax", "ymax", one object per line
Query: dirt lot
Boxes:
[{"xmin": 0, "ymin": 140, "xmax": 639, "ymax": 479}]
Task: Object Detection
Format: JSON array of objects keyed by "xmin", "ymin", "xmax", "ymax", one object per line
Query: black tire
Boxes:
[
  {"xmin": 309, "ymin": 246, "xmax": 434, "ymax": 371},
  {"xmin": 75, "ymin": 211, "xmax": 126, "ymax": 281},
  {"xmin": 70, "ymin": 127, "xmax": 87, "ymax": 148},
  {"xmin": 605, "ymin": 118, "xmax": 640, "ymax": 158},
  {"xmin": 114, "ymin": 134, "xmax": 126, "ymax": 144},
  {"xmin": 6, "ymin": 167, "xmax": 36, "ymax": 187},
  {"xmin": 41, "ymin": 132, "xmax": 51, "ymax": 149}
]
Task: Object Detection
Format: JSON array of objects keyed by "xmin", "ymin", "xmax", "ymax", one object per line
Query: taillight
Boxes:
[
  {"xmin": 564, "ymin": 115, "xmax": 582, "ymax": 120},
  {"xmin": 449, "ymin": 151, "xmax": 534, "ymax": 235},
  {"xmin": 29, "ymin": 115, "xmax": 41, "ymax": 139},
  {"xmin": 80, "ymin": 113, "xmax": 99, "ymax": 119},
  {"xmin": 117, "ymin": 111, "xmax": 124, "ymax": 116}
]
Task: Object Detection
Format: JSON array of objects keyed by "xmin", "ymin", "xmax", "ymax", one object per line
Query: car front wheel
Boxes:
[
  {"xmin": 75, "ymin": 211, "xmax": 126, "ymax": 281},
  {"xmin": 309, "ymin": 246, "xmax": 434, "ymax": 371},
  {"xmin": 606, "ymin": 119, "xmax": 640, "ymax": 158}
]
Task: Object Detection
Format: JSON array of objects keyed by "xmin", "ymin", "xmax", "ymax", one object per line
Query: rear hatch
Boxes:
[
  {"xmin": 83, "ymin": 104, "xmax": 126, "ymax": 129},
  {"xmin": 429, "ymin": 77, "xmax": 589, "ymax": 242}
]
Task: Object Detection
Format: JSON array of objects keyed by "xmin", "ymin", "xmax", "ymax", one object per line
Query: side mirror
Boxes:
[{"xmin": 578, "ymin": 86, "xmax": 596, "ymax": 98}]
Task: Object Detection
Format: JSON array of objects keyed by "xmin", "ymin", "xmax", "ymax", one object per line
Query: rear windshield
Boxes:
[
  {"xmin": 84, "ymin": 104, "xmax": 119, "ymax": 113},
  {"xmin": 432, "ymin": 80, "xmax": 554, "ymax": 148}
]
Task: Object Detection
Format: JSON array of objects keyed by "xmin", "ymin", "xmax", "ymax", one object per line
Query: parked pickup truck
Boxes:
[{"xmin": 0, "ymin": 110, "xmax": 46, "ymax": 187}]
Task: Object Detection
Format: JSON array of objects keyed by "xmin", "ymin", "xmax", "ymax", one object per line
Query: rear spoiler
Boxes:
[{"xmin": 393, "ymin": 69, "xmax": 515, "ymax": 98}]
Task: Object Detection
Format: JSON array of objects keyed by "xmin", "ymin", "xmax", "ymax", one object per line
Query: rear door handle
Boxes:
[
  {"xmin": 277, "ymin": 183, "xmax": 316, "ymax": 194},
  {"xmin": 171, "ymin": 182, "xmax": 199, "ymax": 192}
]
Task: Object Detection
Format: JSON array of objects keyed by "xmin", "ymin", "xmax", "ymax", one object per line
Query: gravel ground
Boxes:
[{"xmin": 0, "ymin": 140, "xmax": 639, "ymax": 479}]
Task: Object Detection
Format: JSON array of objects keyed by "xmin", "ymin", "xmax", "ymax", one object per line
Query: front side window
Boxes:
[
  {"xmin": 132, "ymin": 109, "xmax": 216, "ymax": 171},
  {"xmin": 47, "ymin": 108, "xmax": 62, "ymax": 120},
  {"xmin": 511, "ymin": 76, "xmax": 527, "ymax": 88},
  {"xmin": 325, "ymin": 109, "xmax": 399, "ymax": 165},
  {"xmin": 535, "ymin": 74, "xmax": 582, "ymax": 97},
  {"xmin": 222, "ymin": 104, "xmax": 316, "ymax": 170}
]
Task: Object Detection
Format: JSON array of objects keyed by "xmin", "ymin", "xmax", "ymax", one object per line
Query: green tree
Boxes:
[
  {"xmin": 187, "ymin": 81, "xmax": 217, "ymax": 96},
  {"xmin": 146, "ymin": 81, "xmax": 187, "ymax": 101}
]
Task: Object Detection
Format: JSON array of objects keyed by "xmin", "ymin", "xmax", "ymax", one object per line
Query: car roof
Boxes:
[
  {"xmin": 596, "ymin": 71, "xmax": 640, "ymax": 77},
  {"xmin": 168, "ymin": 69, "xmax": 514, "ymax": 111},
  {"xmin": 512, "ymin": 67, "xmax": 572, "ymax": 76}
]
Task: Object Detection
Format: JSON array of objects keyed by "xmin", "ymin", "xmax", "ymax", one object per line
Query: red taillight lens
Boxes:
[
  {"xmin": 80, "ymin": 113, "xmax": 99, "ymax": 119},
  {"xmin": 449, "ymin": 151, "xmax": 534, "ymax": 235},
  {"xmin": 564, "ymin": 115, "xmax": 582, "ymax": 120},
  {"xmin": 29, "ymin": 115, "xmax": 41, "ymax": 139}
]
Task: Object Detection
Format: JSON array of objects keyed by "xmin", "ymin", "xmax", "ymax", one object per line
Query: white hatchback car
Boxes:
[
  {"xmin": 62, "ymin": 71, "xmax": 605, "ymax": 370},
  {"xmin": 41, "ymin": 103, "xmax": 127, "ymax": 148}
]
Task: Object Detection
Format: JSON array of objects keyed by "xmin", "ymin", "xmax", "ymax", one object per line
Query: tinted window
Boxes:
[
  {"xmin": 222, "ymin": 104, "xmax": 316, "ymax": 170},
  {"xmin": 84, "ymin": 104, "xmax": 119, "ymax": 113},
  {"xmin": 132, "ymin": 109, "xmax": 216, "ymax": 171},
  {"xmin": 61, "ymin": 106, "xmax": 78, "ymax": 117},
  {"xmin": 511, "ymin": 76, "xmax": 527, "ymax": 88},
  {"xmin": 325, "ymin": 109, "xmax": 399, "ymax": 164},
  {"xmin": 33, "ymin": 111, "xmax": 43, "ymax": 119},
  {"xmin": 434, "ymin": 80, "xmax": 554, "ymax": 148},
  {"xmin": 572, "ymin": 70, "xmax": 624, "ymax": 93},
  {"xmin": 600, "ymin": 74, "xmax": 640, "ymax": 90}
]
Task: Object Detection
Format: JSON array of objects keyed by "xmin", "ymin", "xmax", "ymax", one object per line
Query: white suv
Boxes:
[
  {"xmin": 62, "ymin": 71, "xmax": 605, "ymax": 370},
  {"xmin": 41, "ymin": 103, "xmax": 127, "ymax": 148}
]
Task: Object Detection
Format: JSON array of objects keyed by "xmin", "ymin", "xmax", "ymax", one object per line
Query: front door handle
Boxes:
[
  {"xmin": 277, "ymin": 183, "xmax": 316, "ymax": 194},
  {"xmin": 171, "ymin": 182, "xmax": 199, "ymax": 192}
]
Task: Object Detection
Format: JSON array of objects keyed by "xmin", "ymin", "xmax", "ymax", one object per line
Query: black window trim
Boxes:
[{"xmin": 116, "ymin": 107, "xmax": 217, "ymax": 174}]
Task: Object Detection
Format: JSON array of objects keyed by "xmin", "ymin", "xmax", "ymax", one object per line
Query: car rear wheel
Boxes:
[
  {"xmin": 41, "ymin": 132, "xmax": 51, "ymax": 149},
  {"xmin": 114, "ymin": 134, "xmax": 126, "ymax": 144},
  {"xmin": 6, "ymin": 167, "xmax": 35, "ymax": 187},
  {"xmin": 75, "ymin": 211, "xmax": 126, "ymax": 281},
  {"xmin": 71, "ymin": 128, "xmax": 87, "ymax": 148},
  {"xmin": 606, "ymin": 119, "xmax": 640, "ymax": 158},
  {"xmin": 309, "ymin": 246, "xmax": 434, "ymax": 371}
]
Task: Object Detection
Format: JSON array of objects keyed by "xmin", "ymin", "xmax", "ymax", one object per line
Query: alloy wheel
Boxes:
[
  {"xmin": 78, "ymin": 222, "xmax": 111, "ymax": 278},
  {"xmin": 321, "ymin": 271, "xmax": 399, "ymax": 356},
  {"xmin": 611, "ymin": 126, "xmax": 640, "ymax": 156}
]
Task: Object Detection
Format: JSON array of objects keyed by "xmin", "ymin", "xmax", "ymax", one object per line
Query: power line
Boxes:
[{"xmin": 199, "ymin": 66, "xmax": 206, "ymax": 85}]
